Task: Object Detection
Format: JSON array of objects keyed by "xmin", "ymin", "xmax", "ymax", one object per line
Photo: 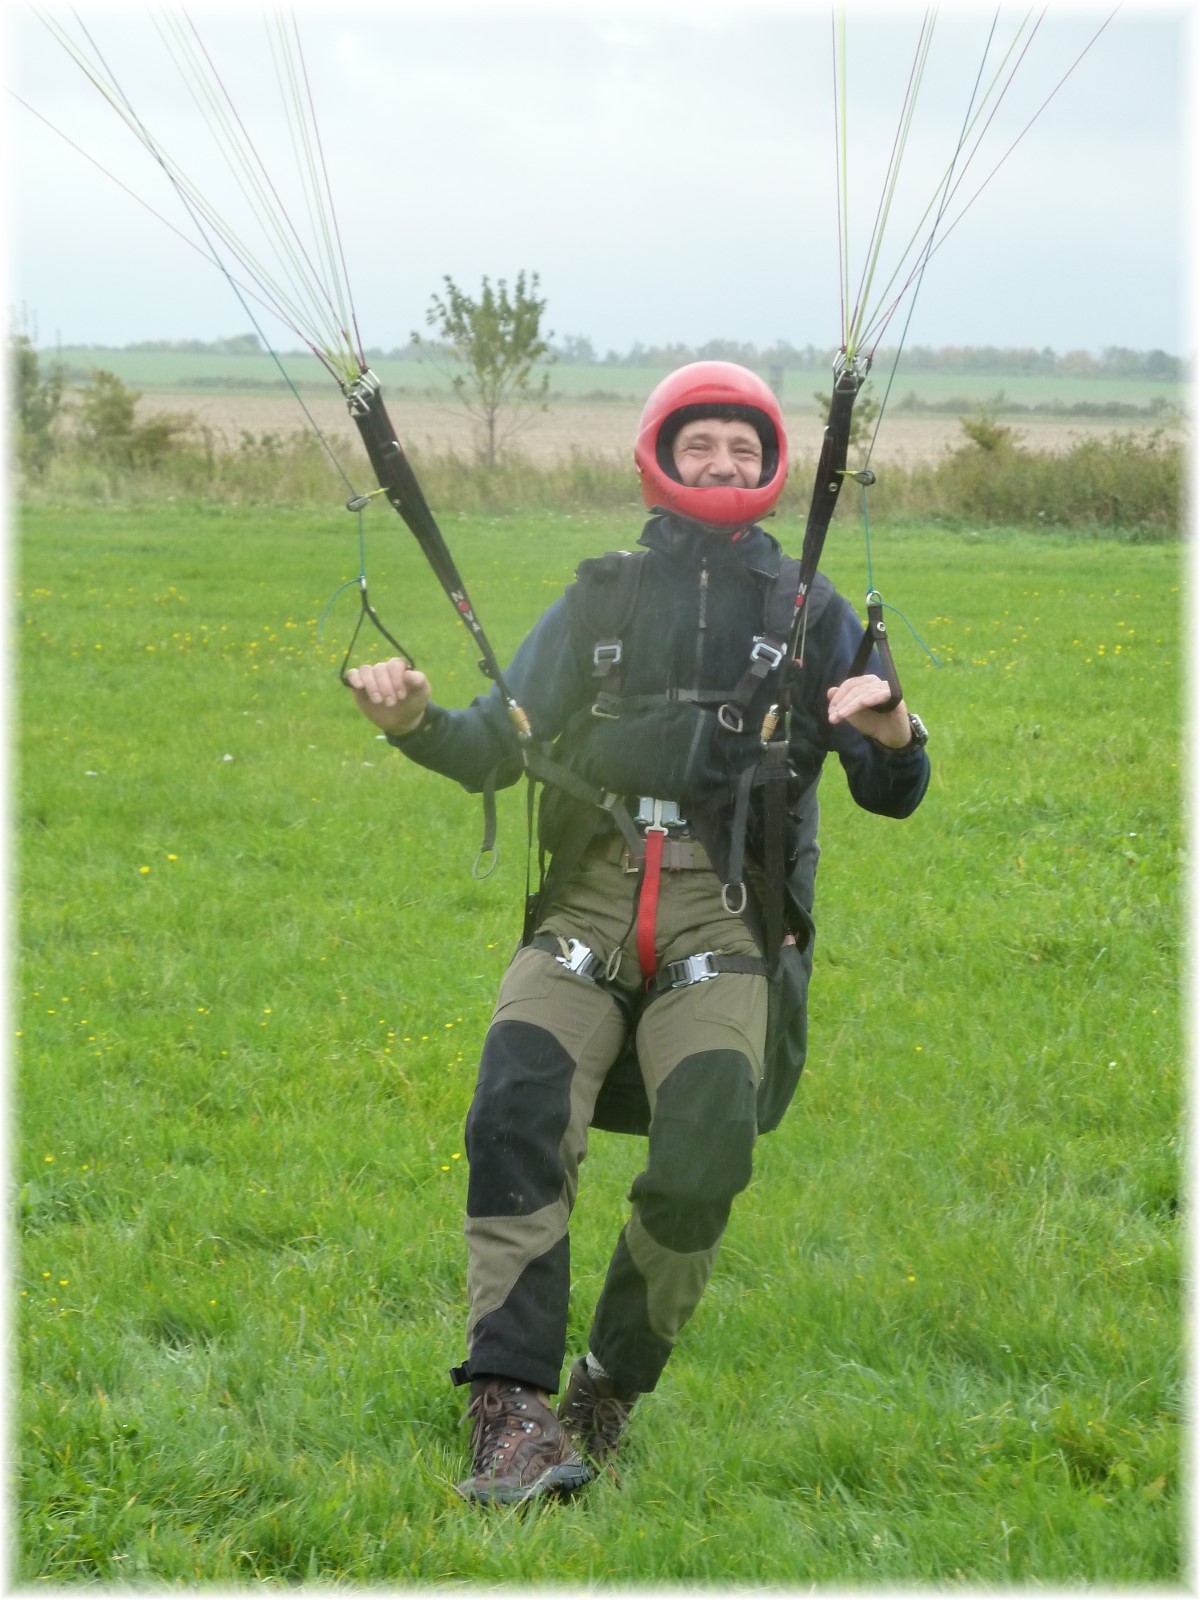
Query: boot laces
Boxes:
[
  {"xmin": 466, "ymin": 1384, "xmax": 539, "ymax": 1468},
  {"xmin": 590, "ymin": 1394, "xmax": 632, "ymax": 1455}
]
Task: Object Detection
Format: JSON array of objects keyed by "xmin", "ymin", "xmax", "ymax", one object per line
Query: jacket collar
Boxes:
[{"xmin": 638, "ymin": 513, "xmax": 783, "ymax": 579}]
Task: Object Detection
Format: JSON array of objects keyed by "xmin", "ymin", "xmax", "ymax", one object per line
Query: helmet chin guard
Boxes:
[{"xmin": 634, "ymin": 361, "xmax": 788, "ymax": 530}]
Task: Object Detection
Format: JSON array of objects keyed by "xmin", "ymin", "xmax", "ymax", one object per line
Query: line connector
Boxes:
[{"xmin": 346, "ymin": 486, "xmax": 387, "ymax": 513}]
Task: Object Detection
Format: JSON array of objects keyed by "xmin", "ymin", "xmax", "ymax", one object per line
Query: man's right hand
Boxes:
[{"xmin": 344, "ymin": 657, "xmax": 432, "ymax": 737}]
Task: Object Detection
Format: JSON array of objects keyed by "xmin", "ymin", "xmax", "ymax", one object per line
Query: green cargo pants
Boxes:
[{"xmin": 453, "ymin": 839, "xmax": 768, "ymax": 1397}]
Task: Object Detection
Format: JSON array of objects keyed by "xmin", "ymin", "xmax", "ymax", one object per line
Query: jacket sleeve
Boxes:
[
  {"xmin": 808, "ymin": 593, "xmax": 931, "ymax": 819},
  {"xmin": 385, "ymin": 595, "xmax": 591, "ymax": 793}
]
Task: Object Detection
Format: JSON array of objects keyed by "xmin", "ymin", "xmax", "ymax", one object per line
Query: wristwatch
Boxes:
[{"xmin": 906, "ymin": 712, "xmax": 929, "ymax": 748}]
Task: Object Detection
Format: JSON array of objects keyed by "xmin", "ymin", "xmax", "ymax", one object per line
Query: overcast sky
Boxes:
[{"xmin": 6, "ymin": 2, "xmax": 1194, "ymax": 359}]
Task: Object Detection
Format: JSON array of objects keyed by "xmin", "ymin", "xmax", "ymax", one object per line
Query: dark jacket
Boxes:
[{"xmin": 392, "ymin": 515, "xmax": 929, "ymax": 853}]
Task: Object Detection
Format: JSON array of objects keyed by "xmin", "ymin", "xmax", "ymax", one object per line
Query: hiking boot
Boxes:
[
  {"xmin": 455, "ymin": 1377, "xmax": 592, "ymax": 1506},
  {"xmin": 558, "ymin": 1358, "xmax": 637, "ymax": 1473}
]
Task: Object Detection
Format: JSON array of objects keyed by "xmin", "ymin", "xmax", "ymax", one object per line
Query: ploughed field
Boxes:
[{"xmin": 134, "ymin": 389, "xmax": 1175, "ymax": 470}]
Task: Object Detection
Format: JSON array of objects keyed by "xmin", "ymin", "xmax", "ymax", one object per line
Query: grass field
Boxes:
[
  {"xmin": 43, "ymin": 346, "xmax": 1188, "ymax": 413},
  {"xmin": 15, "ymin": 498, "xmax": 1183, "ymax": 1584}
]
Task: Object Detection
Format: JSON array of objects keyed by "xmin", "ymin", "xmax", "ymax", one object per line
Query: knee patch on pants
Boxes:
[
  {"xmin": 631, "ymin": 1048, "xmax": 758, "ymax": 1253},
  {"xmin": 465, "ymin": 1020, "xmax": 574, "ymax": 1218}
]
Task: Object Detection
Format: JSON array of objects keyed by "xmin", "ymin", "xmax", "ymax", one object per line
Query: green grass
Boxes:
[{"xmin": 15, "ymin": 500, "xmax": 1182, "ymax": 1584}]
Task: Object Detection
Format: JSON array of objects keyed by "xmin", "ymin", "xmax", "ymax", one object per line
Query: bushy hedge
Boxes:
[
  {"xmin": 11, "ymin": 353, "xmax": 1188, "ymax": 539},
  {"xmin": 858, "ymin": 424, "xmax": 1187, "ymax": 540}
]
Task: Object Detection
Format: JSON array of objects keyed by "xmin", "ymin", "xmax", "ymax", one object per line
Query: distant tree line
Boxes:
[
  {"xmin": 535, "ymin": 338, "xmax": 1185, "ymax": 381},
  {"xmin": 41, "ymin": 332, "xmax": 1187, "ymax": 381},
  {"xmin": 393, "ymin": 334, "xmax": 1188, "ymax": 379},
  {"xmin": 116, "ymin": 333, "xmax": 265, "ymax": 355}
]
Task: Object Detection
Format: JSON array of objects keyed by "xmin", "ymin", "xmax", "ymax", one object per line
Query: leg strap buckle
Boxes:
[
  {"xmin": 664, "ymin": 951, "xmax": 719, "ymax": 988},
  {"xmin": 554, "ymin": 938, "xmax": 605, "ymax": 981}
]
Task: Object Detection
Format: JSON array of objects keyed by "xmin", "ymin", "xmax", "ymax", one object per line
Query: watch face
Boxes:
[{"xmin": 909, "ymin": 713, "xmax": 929, "ymax": 745}]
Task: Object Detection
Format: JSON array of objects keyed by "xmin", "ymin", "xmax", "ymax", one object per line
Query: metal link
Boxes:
[{"xmin": 722, "ymin": 882, "xmax": 748, "ymax": 915}]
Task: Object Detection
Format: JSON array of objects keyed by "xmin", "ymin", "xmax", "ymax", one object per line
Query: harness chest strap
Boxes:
[
  {"xmin": 717, "ymin": 554, "xmax": 804, "ymax": 733},
  {"xmin": 587, "ymin": 831, "xmax": 709, "ymax": 872}
]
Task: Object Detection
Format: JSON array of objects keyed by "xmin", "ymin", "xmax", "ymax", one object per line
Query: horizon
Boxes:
[{"xmin": 12, "ymin": 332, "xmax": 1191, "ymax": 366}]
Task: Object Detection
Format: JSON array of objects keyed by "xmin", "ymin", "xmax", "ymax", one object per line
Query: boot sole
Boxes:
[{"xmin": 455, "ymin": 1459, "xmax": 594, "ymax": 1506}]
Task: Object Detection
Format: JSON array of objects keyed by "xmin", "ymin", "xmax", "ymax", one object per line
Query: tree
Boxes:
[
  {"xmin": 956, "ymin": 407, "xmax": 1020, "ymax": 454},
  {"xmin": 11, "ymin": 334, "xmax": 65, "ymax": 477},
  {"xmin": 75, "ymin": 370, "xmax": 139, "ymax": 463},
  {"xmin": 414, "ymin": 271, "xmax": 553, "ymax": 467},
  {"xmin": 75, "ymin": 369, "xmax": 192, "ymax": 469}
]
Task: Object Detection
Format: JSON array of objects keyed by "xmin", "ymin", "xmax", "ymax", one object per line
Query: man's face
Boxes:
[{"xmin": 671, "ymin": 417, "xmax": 764, "ymax": 490}]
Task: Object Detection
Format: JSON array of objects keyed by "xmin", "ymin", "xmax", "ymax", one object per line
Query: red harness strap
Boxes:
[{"xmin": 636, "ymin": 827, "xmax": 666, "ymax": 982}]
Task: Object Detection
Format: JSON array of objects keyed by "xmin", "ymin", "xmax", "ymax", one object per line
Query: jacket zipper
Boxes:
[{"xmin": 695, "ymin": 561, "xmax": 709, "ymax": 683}]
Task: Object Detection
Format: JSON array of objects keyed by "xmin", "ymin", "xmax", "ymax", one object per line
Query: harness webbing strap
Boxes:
[
  {"xmin": 524, "ymin": 747, "xmax": 643, "ymax": 860},
  {"xmin": 593, "ymin": 687, "xmax": 731, "ymax": 715},
  {"xmin": 797, "ymin": 360, "xmax": 866, "ymax": 605},
  {"xmin": 759, "ymin": 742, "xmax": 791, "ymax": 960},
  {"xmin": 647, "ymin": 950, "xmax": 766, "ymax": 996},
  {"xmin": 637, "ymin": 828, "xmax": 665, "ymax": 981},
  {"xmin": 718, "ymin": 555, "xmax": 804, "ymax": 728},
  {"xmin": 344, "ymin": 369, "xmax": 523, "ymax": 713},
  {"xmin": 724, "ymin": 762, "xmax": 757, "ymax": 911},
  {"xmin": 521, "ymin": 743, "xmax": 646, "ymax": 945}
]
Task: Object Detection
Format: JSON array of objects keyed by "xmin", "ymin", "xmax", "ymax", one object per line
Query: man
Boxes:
[{"xmin": 346, "ymin": 362, "xmax": 930, "ymax": 1505}]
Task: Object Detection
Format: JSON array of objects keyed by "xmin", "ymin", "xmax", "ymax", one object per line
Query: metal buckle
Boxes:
[
  {"xmin": 344, "ymin": 369, "xmax": 380, "ymax": 416},
  {"xmin": 717, "ymin": 704, "xmax": 745, "ymax": 734},
  {"xmin": 667, "ymin": 952, "xmax": 719, "ymax": 988},
  {"xmin": 634, "ymin": 797, "xmax": 686, "ymax": 830},
  {"xmin": 749, "ymin": 636, "xmax": 786, "ymax": 673},
  {"xmin": 593, "ymin": 641, "xmax": 622, "ymax": 671},
  {"xmin": 555, "ymin": 938, "xmax": 602, "ymax": 980}
]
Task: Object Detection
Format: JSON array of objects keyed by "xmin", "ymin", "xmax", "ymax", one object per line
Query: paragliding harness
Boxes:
[
  {"xmin": 514, "ymin": 356, "xmax": 903, "ymax": 1138},
  {"xmin": 516, "ymin": 543, "xmax": 836, "ymax": 1137}
]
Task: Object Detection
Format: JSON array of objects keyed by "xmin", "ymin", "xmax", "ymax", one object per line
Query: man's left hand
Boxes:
[{"xmin": 826, "ymin": 675, "xmax": 912, "ymax": 748}]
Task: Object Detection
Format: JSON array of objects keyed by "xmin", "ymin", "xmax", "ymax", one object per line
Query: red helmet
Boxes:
[{"xmin": 634, "ymin": 361, "xmax": 788, "ymax": 530}]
